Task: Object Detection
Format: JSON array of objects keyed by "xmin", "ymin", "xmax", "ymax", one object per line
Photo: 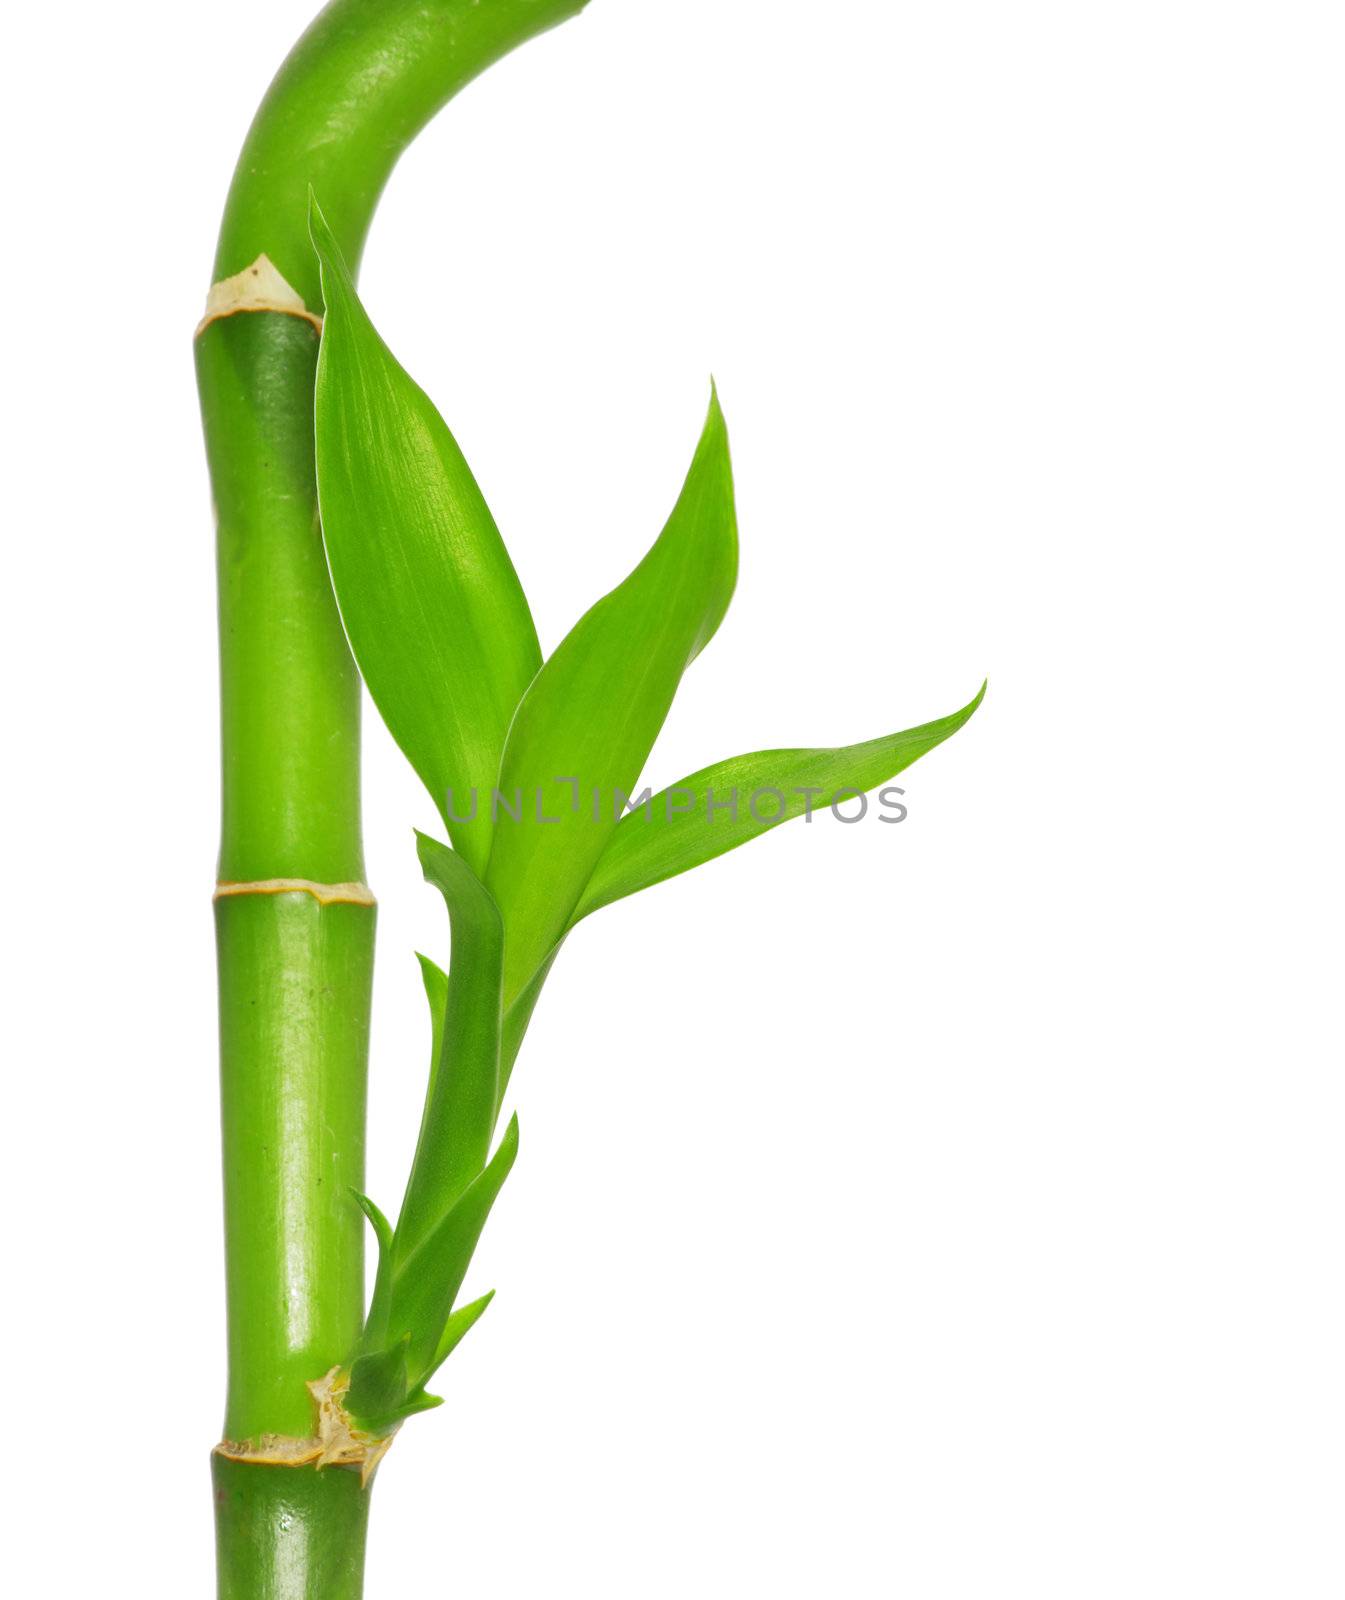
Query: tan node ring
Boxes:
[
  {"xmin": 215, "ymin": 1368, "xmax": 395, "ymax": 1488},
  {"xmin": 196, "ymin": 254, "xmax": 323, "ymax": 338},
  {"xmin": 214, "ymin": 878, "xmax": 376, "ymax": 908}
]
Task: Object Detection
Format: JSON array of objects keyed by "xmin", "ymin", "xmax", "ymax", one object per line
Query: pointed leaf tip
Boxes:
[
  {"xmin": 306, "ymin": 190, "xmax": 340, "ymax": 270},
  {"xmin": 352, "ymin": 1190, "xmax": 397, "ymax": 1350},
  {"xmin": 390, "ymin": 1389, "xmax": 445, "ymax": 1422},
  {"xmin": 426, "ymin": 1289, "xmax": 497, "ymax": 1377},
  {"xmin": 485, "ymin": 393, "xmax": 738, "ymax": 1002},
  {"xmin": 414, "ymin": 829, "xmax": 456, "ymax": 880},
  {"xmin": 350, "ymin": 1189, "xmax": 393, "ymax": 1251},
  {"xmin": 571, "ymin": 681, "xmax": 985, "ymax": 921},
  {"xmin": 312, "ymin": 265, "xmax": 541, "ymax": 876}
]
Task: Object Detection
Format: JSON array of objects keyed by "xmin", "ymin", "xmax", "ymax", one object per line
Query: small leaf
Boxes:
[
  {"xmin": 392, "ymin": 1115, "xmax": 520, "ymax": 1383},
  {"xmin": 351, "ymin": 1190, "xmax": 396, "ymax": 1349},
  {"xmin": 572, "ymin": 684, "xmax": 986, "ymax": 920},
  {"xmin": 310, "ymin": 194, "xmax": 542, "ymax": 877},
  {"xmin": 393, "ymin": 835, "xmax": 505, "ymax": 1267},
  {"xmin": 344, "ymin": 1334, "xmax": 410, "ymax": 1427},
  {"xmin": 384, "ymin": 1389, "xmax": 445, "ymax": 1424},
  {"xmin": 486, "ymin": 388, "xmax": 737, "ymax": 1004},
  {"xmin": 429, "ymin": 1290, "xmax": 495, "ymax": 1375},
  {"xmin": 416, "ymin": 952, "xmax": 449, "ymax": 1107}
]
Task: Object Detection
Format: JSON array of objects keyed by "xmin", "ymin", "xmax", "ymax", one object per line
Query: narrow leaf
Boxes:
[
  {"xmin": 392, "ymin": 1114, "xmax": 520, "ymax": 1382},
  {"xmin": 383, "ymin": 1389, "xmax": 445, "ymax": 1425},
  {"xmin": 572, "ymin": 684, "xmax": 986, "ymax": 920},
  {"xmin": 416, "ymin": 952, "xmax": 449, "ymax": 1108},
  {"xmin": 486, "ymin": 388, "xmax": 737, "ymax": 1003},
  {"xmin": 429, "ymin": 1289, "xmax": 495, "ymax": 1375},
  {"xmin": 351, "ymin": 1190, "xmax": 396, "ymax": 1350},
  {"xmin": 310, "ymin": 194, "xmax": 542, "ymax": 877},
  {"xmin": 393, "ymin": 835, "xmax": 505, "ymax": 1268}
]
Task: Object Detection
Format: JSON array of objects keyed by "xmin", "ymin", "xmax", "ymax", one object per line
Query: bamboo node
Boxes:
[
  {"xmin": 195, "ymin": 253, "xmax": 323, "ymax": 337},
  {"xmin": 214, "ymin": 877, "xmax": 376, "ymax": 908},
  {"xmin": 214, "ymin": 1369, "xmax": 395, "ymax": 1488}
]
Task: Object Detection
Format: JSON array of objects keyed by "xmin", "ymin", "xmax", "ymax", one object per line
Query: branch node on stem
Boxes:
[
  {"xmin": 196, "ymin": 254, "xmax": 323, "ymax": 338},
  {"xmin": 214, "ymin": 1368, "xmax": 395, "ymax": 1489},
  {"xmin": 214, "ymin": 878, "xmax": 376, "ymax": 908}
]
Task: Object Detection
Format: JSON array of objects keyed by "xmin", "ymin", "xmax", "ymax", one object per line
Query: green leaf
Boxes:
[
  {"xmin": 485, "ymin": 387, "xmax": 737, "ymax": 1003},
  {"xmin": 351, "ymin": 1190, "xmax": 396, "ymax": 1349},
  {"xmin": 416, "ymin": 952, "xmax": 449, "ymax": 1108},
  {"xmin": 429, "ymin": 1290, "xmax": 495, "ymax": 1374},
  {"xmin": 350, "ymin": 1292, "xmax": 494, "ymax": 1428},
  {"xmin": 500, "ymin": 942, "xmax": 563, "ymax": 1111},
  {"xmin": 391, "ymin": 1114, "xmax": 520, "ymax": 1383},
  {"xmin": 383, "ymin": 1389, "xmax": 445, "ymax": 1425},
  {"xmin": 344, "ymin": 1334, "xmax": 410, "ymax": 1428},
  {"xmin": 393, "ymin": 835, "xmax": 505, "ymax": 1267},
  {"xmin": 370, "ymin": 1292, "xmax": 493, "ymax": 1426},
  {"xmin": 572, "ymin": 683, "xmax": 986, "ymax": 920},
  {"xmin": 310, "ymin": 194, "xmax": 542, "ymax": 877}
]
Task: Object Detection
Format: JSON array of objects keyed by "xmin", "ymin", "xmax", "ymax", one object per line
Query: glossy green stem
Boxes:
[
  {"xmin": 199, "ymin": 2, "xmax": 591, "ymax": 1594},
  {"xmin": 216, "ymin": 893, "xmax": 375, "ymax": 1439},
  {"xmin": 214, "ymin": 1456, "xmax": 371, "ymax": 1600},
  {"xmin": 201, "ymin": 313, "xmax": 362, "ymax": 887}
]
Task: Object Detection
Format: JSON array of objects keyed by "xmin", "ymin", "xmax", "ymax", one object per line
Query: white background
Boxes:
[{"xmin": 4, "ymin": 1, "xmax": 1342, "ymax": 1593}]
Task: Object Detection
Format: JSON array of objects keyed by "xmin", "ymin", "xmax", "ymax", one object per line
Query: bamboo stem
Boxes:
[
  {"xmin": 213, "ymin": 1455, "xmax": 371, "ymax": 1600},
  {"xmin": 198, "ymin": 4, "xmax": 590, "ymax": 1594},
  {"xmin": 200, "ymin": 301, "xmax": 370, "ymax": 1447},
  {"xmin": 215, "ymin": 894, "xmax": 374, "ymax": 1440}
]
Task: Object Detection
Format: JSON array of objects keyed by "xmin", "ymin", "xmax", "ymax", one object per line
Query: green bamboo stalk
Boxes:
[
  {"xmin": 197, "ymin": 3, "xmax": 589, "ymax": 1594},
  {"xmin": 213, "ymin": 1454, "xmax": 371, "ymax": 1600}
]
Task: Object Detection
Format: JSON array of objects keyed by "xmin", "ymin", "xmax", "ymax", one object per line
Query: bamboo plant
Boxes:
[{"xmin": 197, "ymin": 3, "xmax": 982, "ymax": 1595}]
